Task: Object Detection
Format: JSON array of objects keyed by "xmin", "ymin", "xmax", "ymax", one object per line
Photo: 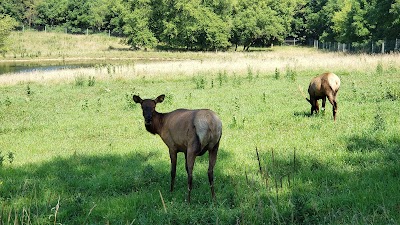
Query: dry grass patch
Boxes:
[{"xmin": 1, "ymin": 48, "xmax": 399, "ymax": 85}]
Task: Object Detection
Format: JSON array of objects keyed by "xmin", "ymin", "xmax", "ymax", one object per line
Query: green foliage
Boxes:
[
  {"xmin": 161, "ymin": 0, "xmax": 231, "ymax": 50},
  {"xmin": 2, "ymin": 0, "xmax": 399, "ymax": 50},
  {"xmin": 0, "ymin": 151, "xmax": 14, "ymax": 166},
  {"xmin": 0, "ymin": 14, "xmax": 18, "ymax": 55},
  {"xmin": 123, "ymin": 3, "xmax": 157, "ymax": 50},
  {"xmin": 193, "ymin": 74, "xmax": 207, "ymax": 89},
  {"xmin": 232, "ymin": 0, "xmax": 287, "ymax": 50}
]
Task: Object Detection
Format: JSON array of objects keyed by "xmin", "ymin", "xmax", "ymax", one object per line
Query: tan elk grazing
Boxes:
[
  {"xmin": 132, "ymin": 94, "xmax": 222, "ymax": 203},
  {"xmin": 306, "ymin": 72, "xmax": 341, "ymax": 121}
]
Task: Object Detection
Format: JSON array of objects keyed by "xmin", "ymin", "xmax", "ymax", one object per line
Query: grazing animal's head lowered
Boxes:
[
  {"xmin": 132, "ymin": 94, "xmax": 222, "ymax": 203},
  {"xmin": 306, "ymin": 72, "xmax": 341, "ymax": 121}
]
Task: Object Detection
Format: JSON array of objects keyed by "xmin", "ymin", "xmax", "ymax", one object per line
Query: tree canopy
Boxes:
[
  {"xmin": 0, "ymin": 14, "xmax": 18, "ymax": 55},
  {"xmin": 0, "ymin": 0, "xmax": 399, "ymax": 50}
]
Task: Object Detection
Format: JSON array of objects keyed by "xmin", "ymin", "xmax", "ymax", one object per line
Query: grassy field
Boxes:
[{"xmin": 1, "ymin": 31, "xmax": 400, "ymax": 224}]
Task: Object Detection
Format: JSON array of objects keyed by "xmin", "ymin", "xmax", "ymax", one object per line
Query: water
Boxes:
[{"xmin": 0, "ymin": 62, "xmax": 95, "ymax": 75}]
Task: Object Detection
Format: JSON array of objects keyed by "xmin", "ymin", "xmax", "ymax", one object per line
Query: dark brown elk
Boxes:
[
  {"xmin": 306, "ymin": 72, "xmax": 341, "ymax": 121},
  {"xmin": 132, "ymin": 94, "xmax": 222, "ymax": 203}
]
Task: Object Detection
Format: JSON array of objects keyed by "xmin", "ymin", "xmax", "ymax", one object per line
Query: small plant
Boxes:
[
  {"xmin": 26, "ymin": 84, "xmax": 31, "ymax": 95},
  {"xmin": 233, "ymin": 96, "xmax": 240, "ymax": 112},
  {"xmin": 74, "ymin": 75, "xmax": 86, "ymax": 86},
  {"xmin": 373, "ymin": 111, "xmax": 386, "ymax": 131},
  {"xmin": 4, "ymin": 96, "xmax": 11, "ymax": 106},
  {"xmin": 125, "ymin": 93, "xmax": 136, "ymax": 109},
  {"xmin": 8, "ymin": 152, "xmax": 14, "ymax": 164},
  {"xmin": 385, "ymin": 86, "xmax": 400, "ymax": 101},
  {"xmin": 193, "ymin": 75, "xmax": 206, "ymax": 89},
  {"xmin": 81, "ymin": 99, "xmax": 89, "ymax": 110},
  {"xmin": 0, "ymin": 151, "xmax": 14, "ymax": 166},
  {"xmin": 217, "ymin": 70, "xmax": 227, "ymax": 87},
  {"xmin": 0, "ymin": 152, "xmax": 4, "ymax": 166},
  {"xmin": 247, "ymin": 66, "xmax": 254, "ymax": 82},
  {"xmin": 285, "ymin": 66, "xmax": 297, "ymax": 82},
  {"xmin": 376, "ymin": 61, "xmax": 383, "ymax": 75},
  {"xmin": 88, "ymin": 76, "xmax": 95, "ymax": 87},
  {"xmin": 274, "ymin": 68, "xmax": 280, "ymax": 80}
]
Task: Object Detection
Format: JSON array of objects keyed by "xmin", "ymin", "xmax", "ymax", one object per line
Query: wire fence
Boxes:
[
  {"xmin": 309, "ymin": 39, "xmax": 400, "ymax": 54},
  {"xmin": 17, "ymin": 25, "xmax": 122, "ymax": 37}
]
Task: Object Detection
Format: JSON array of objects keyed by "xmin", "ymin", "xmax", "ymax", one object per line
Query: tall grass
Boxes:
[{"xmin": 1, "ymin": 52, "xmax": 399, "ymax": 224}]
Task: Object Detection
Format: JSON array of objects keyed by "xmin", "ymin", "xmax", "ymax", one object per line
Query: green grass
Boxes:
[{"xmin": 1, "ymin": 61, "xmax": 399, "ymax": 224}]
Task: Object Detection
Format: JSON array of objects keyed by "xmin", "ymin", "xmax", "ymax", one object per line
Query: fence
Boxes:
[
  {"xmin": 17, "ymin": 25, "xmax": 122, "ymax": 37},
  {"xmin": 310, "ymin": 39, "xmax": 400, "ymax": 54}
]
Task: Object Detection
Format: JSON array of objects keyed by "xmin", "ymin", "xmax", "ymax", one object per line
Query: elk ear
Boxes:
[
  {"xmin": 132, "ymin": 95, "xmax": 143, "ymax": 104},
  {"xmin": 155, "ymin": 94, "xmax": 165, "ymax": 103}
]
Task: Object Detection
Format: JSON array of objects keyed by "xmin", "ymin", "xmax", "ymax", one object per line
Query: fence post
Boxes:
[
  {"xmin": 381, "ymin": 41, "xmax": 385, "ymax": 53},
  {"xmin": 314, "ymin": 40, "xmax": 319, "ymax": 49},
  {"xmin": 395, "ymin": 39, "xmax": 398, "ymax": 51}
]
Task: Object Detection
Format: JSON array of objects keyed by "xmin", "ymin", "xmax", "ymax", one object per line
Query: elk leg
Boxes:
[
  {"xmin": 327, "ymin": 96, "xmax": 338, "ymax": 121},
  {"xmin": 169, "ymin": 151, "xmax": 177, "ymax": 192},
  {"xmin": 315, "ymin": 100, "xmax": 320, "ymax": 113},
  {"xmin": 322, "ymin": 96, "xmax": 327, "ymax": 111},
  {"xmin": 186, "ymin": 143, "xmax": 198, "ymax": 203},
  {"xmin": 208, "ymin": 142, "xmax": 219, "ymax": 201}
]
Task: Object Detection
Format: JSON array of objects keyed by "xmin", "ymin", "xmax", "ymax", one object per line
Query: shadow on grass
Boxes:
[{"xmin": 0, "ymin": 148, "xmax": 237, "ymax": 224}]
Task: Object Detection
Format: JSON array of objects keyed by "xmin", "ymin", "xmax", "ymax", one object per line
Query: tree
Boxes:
[
  {"xmin": 232, "ymin": 0, "xmax": 285, "ymax": 50},
  {"xmin": 89, "ymin": 0, "xmax": 127, "ymax": 34},
  {"xmin": 35, "ymin": 0, "xmax": 68, "ymax": 27},
  {"xmin": 123, "ymin": 0, "xmax": 158, "ymax": 49},
  {"xmin": 331, "ymin": 0, "xmax": 372, "ymax": 43},
  {"xmin": 0, "ymin": 14, "xmax": 18, "ymax": 56},
  {"xmin": 161, "ymin": 0, "xmax": 231, "ymax": 50}
]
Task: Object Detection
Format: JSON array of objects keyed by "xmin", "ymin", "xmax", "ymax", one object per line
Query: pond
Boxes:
[{"xmin": 0, "ymin": 61, "xmax": 99, "ymax": 75}]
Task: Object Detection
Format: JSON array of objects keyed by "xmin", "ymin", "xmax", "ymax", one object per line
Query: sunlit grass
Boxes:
[
  {"xmin": 0, "ymin": 32, "xmax": 400, "ymax": 223},
  {"xmin": 1, "ymin": 56, "xmax": 399, "ymax": 223}
]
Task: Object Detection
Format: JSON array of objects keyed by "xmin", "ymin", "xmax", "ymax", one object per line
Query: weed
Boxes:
[
  {"xmin": 0, "ymin": 152, "xmax": 3, "ymax": 166},
  {"xmin": 8, "ymin": 152, "xmax": 14, "ymax": 164},
  {"xmin": 385, "ymin": 86, "xmax": 400, "ymax": 101},
  {"xmin": 26, "ymin": 84, "xmax": 31, "ymax": 95},
  {"xmin": 217, "ymin": 70, "xmax": 228, "ymax": 87},
  {"xmin": 285, "ymin": 66, "xmax": 297, "ymax": 82},
  {"xmin": 107, "ymin": 64, "xmax": 116, "ymax": 75},
  {"xmin": 4, "ymin": 96, "xmax": 11, "ymax": 106},
  {"xmin": 74, "ymin": 74, "xmax": 86, "ymax": 86},
  {"xmin": 274, "ymin": 68, "xmax": 280, "ymax": 80},
  {"xmin": 0, "ymin": 151, "xmax": 14, "ymax": 166},
  {"xmin": 81, "ymin": 99, "xmax": 89, "ymax": 110},
  {"xmin": 88, "ymin": 76, "xmax": 96, "ymax": 87},
  {"xmin": 193, "ymin": 75, "xmax": 206, "ymax": 89},
  {"xmin": 376, "ymin": 61, "xmax": 383, "ymax": 75},
  {"xmin": 125, "ymin": 93, "xmax": 136, "ymax": 109},
  {"xmin": 247, "ymin": 66, "xmax": 254, "ymax": 82},
  {"xmin": 373, "ymin": 111, "xmax": 386, "ymax": 131}
]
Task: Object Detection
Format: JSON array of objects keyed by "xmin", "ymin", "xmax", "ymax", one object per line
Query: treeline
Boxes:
[{"xmin": 1, "ymin": 0, "xmax": 399, "ymax": 50}]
